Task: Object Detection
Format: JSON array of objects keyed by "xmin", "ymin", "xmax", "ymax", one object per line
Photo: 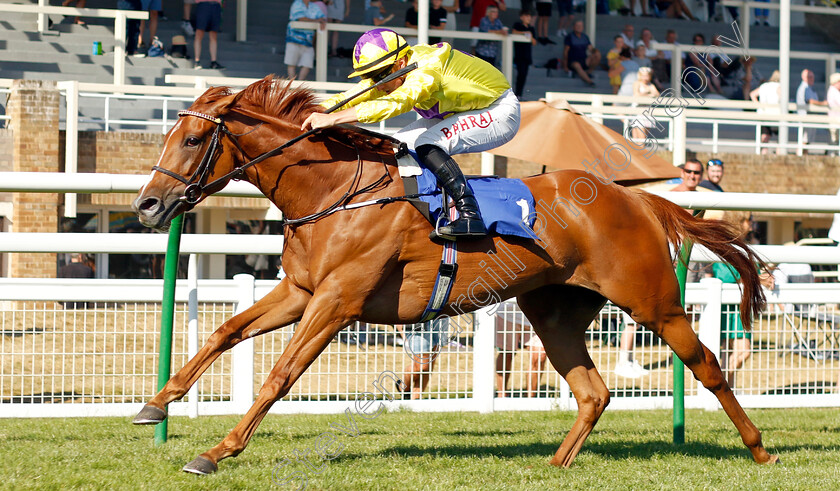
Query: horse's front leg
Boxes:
[
  {"xmin": 133, "ymin": 279, "xmax": 311, "ymax": 424},
  {"xmin": 181, "ymin": 286, "xmax": 359, "ymax": 474}
]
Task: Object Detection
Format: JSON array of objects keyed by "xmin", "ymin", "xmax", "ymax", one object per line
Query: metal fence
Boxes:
[{"xmin": 1, "ymin": 277, "xmax": 837, "ymax": 418}]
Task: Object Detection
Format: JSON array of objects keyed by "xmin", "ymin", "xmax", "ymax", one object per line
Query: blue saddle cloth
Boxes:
[{"xmin": 415, "ymin": 167, "xmax": 536, "ymax": 239}]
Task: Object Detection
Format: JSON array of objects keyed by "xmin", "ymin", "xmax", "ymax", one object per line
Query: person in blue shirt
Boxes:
[
  {"xmin": 285, "ymin": 0, "xmax": 326, "ymax": 81},
  {"xmin": 563, "ymin": 20, "xmax": 600, "ymax": 88}
]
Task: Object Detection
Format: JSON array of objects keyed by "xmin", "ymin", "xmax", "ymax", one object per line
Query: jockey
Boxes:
[{"xmin": 301, "ymin": 28, "xmax": 521, "ymax": 240}]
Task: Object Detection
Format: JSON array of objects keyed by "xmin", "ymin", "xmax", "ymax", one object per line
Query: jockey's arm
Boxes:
[{"xmin": 301, "ymin": 107, "xmax": 359, "ymax": 131}]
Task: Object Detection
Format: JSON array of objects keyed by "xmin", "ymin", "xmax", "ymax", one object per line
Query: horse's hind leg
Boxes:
[
  {"xmin": 647, "ymin": 307, "xmax": 777, "ymax": 464},
  {"xmin": 517, "ymin": 285, "xmax": 609, "ymax": 468},
  {"xmin": 134, "ymin": 279, "xmax": 311, "ymax": 423}
]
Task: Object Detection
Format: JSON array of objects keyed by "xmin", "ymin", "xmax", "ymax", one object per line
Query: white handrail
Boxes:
[
  {"xmin": 0, "ymin": 4, "xmax": 149, "ymax": 86},
  {"xmin": 0, "ymin": 233, "xmax": 283, "ymax": 254},
  {"xmin": 2, "ymin": 172, "xmax": 839, "ymax": 213},
  {"xmin": 288, "ymin": 21, "xmax": 529, "ymax": 85}
]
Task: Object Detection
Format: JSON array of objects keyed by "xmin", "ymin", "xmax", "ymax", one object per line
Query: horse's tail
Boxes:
[{"xmin": 635, "ymin": 190, "xmax": 767, "ymax": 330}]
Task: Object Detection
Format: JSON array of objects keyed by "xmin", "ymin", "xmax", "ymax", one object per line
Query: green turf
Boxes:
[{"xmin": 0, "ymin": 407, "xmax": 837, "ymax": 490}]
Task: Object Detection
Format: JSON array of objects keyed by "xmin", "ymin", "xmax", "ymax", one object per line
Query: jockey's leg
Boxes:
[{"xmin": 416, "ymin": 144, "xmax": 487, "ymax": 240}]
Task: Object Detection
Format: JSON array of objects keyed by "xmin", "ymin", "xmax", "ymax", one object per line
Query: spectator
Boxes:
[
  {"xmin": 631, "ymin": 67, "xmax": 659, "ymax": 140},
  {"xmin": 653, "ymin": 29, "xmax": 676, "ymax": 84},
  {"xmin": 707, "ymin": 0, "xmax": 739, "ymax": 22},
  {"xmin": 404, "ymin": 0, "xmax": 447, "ymax": 43},
  {"xmin": 137, "ymin": 0, "xmax": 161, "ymax": 56},
  {"xmin": 563, "ymin": 20, "xmax": 600, "ymax": 88},
  {"xmin": 750, "ymin": 70, "xmax": 781, "ymax": 155},
  {"xmin": 442, "ymin": 0, "xmax": 460, "ymax": 31},
  {"xmin": 754, "ymin": 0, "xmax": 770, "ymax": 26},
  {"xmin": 494, "ymin": 300, "xmax": 546, "ymax": 397},
  {"xmin": 535, "ymin": 0, "xmax": 553, "ymax": 45},
  {"xmin": 633, "ymin": 44, "xmax": 651, "ymax": 68},
  {"xmin": 476, "ymin": 5, "xmax": 507, "ymax": 66},
  {"xmin": 193, "ymin": 0, "xmax": 224, "ymax": 69},
  {"xmin": 614, "ymin": 312, "xmax": 649, "ymax": 379},
  {"xmin": 326, "ymin": 0, "xmax": 350, "ymax": 58},
  {"xmin": 428, "ymin": 0, "xmax": 449, "ymax": 44},
  {"xmin": 710, "ymin": 35, "xmax": 741, "ymax": 87},
  {"xmin": 285, "ymin": 0, "xmax": 326, "ymax": 81},
  {"xmin": 118, "ymin": 0, "xmax": 142, "ymax": 56},
  {"xmin": 656, "ymin": 0, "xmax": 697, "ymax": 20},
  {"xmin": 684, "ymin": 33, "xmax": 708, "ymax": 95},
  {"xmin": 401, "ymin": 317, "xmax": 449, "ymax": 399},
  {"xmin": 512, "ymin": 9, "xmax": 537, "ymax": 97},
  {"xmin": 619, "ymin": 23, "xmax": 634, "ymax": 47},
  {"xmin": 636, "ymin": 28, "xmax": 657, "ymax": 59},
  {"xmin": 715, "ymin": 260, "xmax": 774, "ymax": 393},
  {"xmin": 628, "ymin": 0, "xmax": 649, "ymax": 16},
  {"xmin": 795, "ymin": 69, "xmax": 827, "ymax": 154},
  {"xmin": 58, "ymin": 253, "xmax": 94, "ymax": 309},
  {"xmin": 365, "ymin": 0, "xmax": 394, "ymax": 26},
  {"xmin": 607, "ymin": 35, "xmax": 626, "ymax": 94},
  {"xmin": 470, "ymin": 0, "xmax": 506, "ymax": 50},
  {"xmin": 826, "ymin": 72, "xmax": 840, "ymax": 156},
  {"xmin": 60, "ymin": 0, "xmax": 87, "ymax": 26},
  {"xmin": 555, "ymin": 0, "xmax": 574, "ymax": 42},
  {"xmin": 612, "ymin": 46, "xmax": 639, "ymax": 96},
  {"xmin": 699, "ymin": 158, "xmax": 725, "ymax": 192},
  {"xmin": 670, "ymin": 159, "xmax": 703, "ymax": 191},
  {"xmin": 181, "ymin": 0, "xmax": 195, "ymax": 36}
]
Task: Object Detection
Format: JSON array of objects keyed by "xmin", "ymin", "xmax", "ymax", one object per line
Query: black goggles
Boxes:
[
  {"xmin": 707, "ymin": 159, "xmax": 724, "ymax": 167},
  {"xmin": 366, "ymin": 64, "xmax": 395, "ymax": 83}
]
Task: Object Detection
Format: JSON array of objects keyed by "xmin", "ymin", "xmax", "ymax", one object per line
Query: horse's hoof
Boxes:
[
  {"xmin": 182, "ymin": 456, "xmax": 218, "ymax": 475},
  {"xmin": 132, "ymin": 404, "xmax": 167, "ymax": 425}
]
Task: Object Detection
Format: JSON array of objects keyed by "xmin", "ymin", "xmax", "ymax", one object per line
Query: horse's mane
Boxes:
[{"xmin": 200, "ymin": 76, "xmax": 399, "ymax": 158}]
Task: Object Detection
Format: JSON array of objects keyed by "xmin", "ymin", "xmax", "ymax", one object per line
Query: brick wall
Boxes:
[
  {"xmin": 77, "ymin": 131, "xmax": 268, "ymax": 209},
  {"xmin": 7, "ymin": 80, "xmax": 59, "ymax": 278}
]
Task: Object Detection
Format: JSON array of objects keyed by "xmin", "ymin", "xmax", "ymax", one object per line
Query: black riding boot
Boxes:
[{"xmin": 416, "ymin": 145, "xmax": 487, "ymax": 240}]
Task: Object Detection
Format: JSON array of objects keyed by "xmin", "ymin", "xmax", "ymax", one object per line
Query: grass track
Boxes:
[{"xmin": 0, "ymin": 408, "xmax": 838, "ymax": 490}]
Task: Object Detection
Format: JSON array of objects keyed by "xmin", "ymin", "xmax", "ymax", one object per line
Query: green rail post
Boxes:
[
  {"xmin": 673, "ymin": 239, "xmax": 692, "ymax": 445},
  {"xmin": 155, "ymin": 214, "xmax": 184, "ymax": 446}
]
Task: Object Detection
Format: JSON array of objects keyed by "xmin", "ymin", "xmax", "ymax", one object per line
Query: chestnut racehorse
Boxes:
[{"xmin": 131, "ymin": 77, "xmax": 778, "ymax": 474}]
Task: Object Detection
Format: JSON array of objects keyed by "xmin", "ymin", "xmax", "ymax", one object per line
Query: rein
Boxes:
[{"xmin": 155, "ymin": 109, "xmax": 429, "ymax": 228}]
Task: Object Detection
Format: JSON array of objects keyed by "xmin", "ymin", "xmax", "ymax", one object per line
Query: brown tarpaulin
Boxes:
[{"xmin": 488, "ymin": 99, "xmax": 680, "ymax": 186}]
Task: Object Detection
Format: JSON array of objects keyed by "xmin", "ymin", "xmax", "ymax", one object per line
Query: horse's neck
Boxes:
[{"xmin": 246, "ymin": 127, "xmax": 400, "ymax": 221}]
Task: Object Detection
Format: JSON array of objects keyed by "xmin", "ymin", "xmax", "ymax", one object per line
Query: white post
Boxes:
[
  {"xmin": 236, "ymin": 0, "xmax": 248, "ymax": 43},
  {"xmin": 673, "ymin": 110, "xmax": 687, "ymax": 166},
  {"xmin": 59, "ymin": 81, "xmax": 79, "ymax": 218},
  {"xmin": 315, "ymin": 24, "xmax": 328, "ymax": 82},
  {"xmin": 473, "ymin": 307, "xmax": 495, "ymax": 413},
  {"xmin": 672, "ymin": 46, "xmax": 683, "ymax": 96},
  {"xmin": 187, "ymin": 254, "xmax": 199, "ymax": 418},
  {"xmin": 37, "ymin": 0, "xmax": 47, "ymax": 34},
  {"xmin": 697, "ymin": 278, "xmax": 722, "ymax": 410},
  {"xmin": 502, "ymin": 36, "xmax": 513, "ymax": 85},
  {"xmin": 480, "ymin": 152, "xmax": 494, "ymax": 175},
  {"xmin": 778, "ymin": 0, "xmax": 791, "ymax": 154},
  {"xmin": 113, "ymin": 13, "xmax": 127, "ymax": 86},
  {"xmin": 591, "ymin": 95, "xmax": 603, "ymax": 125},
  {"xmin": 740, "ymin": 1, "xmax": 750, "ymax": 49},
  {"xmin": 586, "ymin": 0, "xmax": 596, "ymax": 43},
  {"xmin": 418, "ymin": 0, "xmax": 429, "ymax": 45},
  {"xmin": 231, "ymin": 274, "xmax": 255, "ymax": 414}
]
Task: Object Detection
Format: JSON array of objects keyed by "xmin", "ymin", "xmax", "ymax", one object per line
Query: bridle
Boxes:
[
  {"xmin": 151, "ymin": 109, "xmax": 395, "ymax": 228},
  {"xmin": 152, "ymin": 110, "xmax": 324, "ymax": 207}
]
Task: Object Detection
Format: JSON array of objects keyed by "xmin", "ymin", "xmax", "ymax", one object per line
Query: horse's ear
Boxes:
[{"xmin": 225, "ymin": 89, "xmax": 247, "ymax": 110}]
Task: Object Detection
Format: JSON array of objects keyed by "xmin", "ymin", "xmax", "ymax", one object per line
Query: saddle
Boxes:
[{"xmin": 394, "ymin": 143, "xmax": 537, "ymax": 240}]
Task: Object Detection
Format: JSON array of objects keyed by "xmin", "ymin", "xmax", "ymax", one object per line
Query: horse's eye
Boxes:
[{"xmin": 185, "ymin": 137, "xmax": 201, "ymax": 147}]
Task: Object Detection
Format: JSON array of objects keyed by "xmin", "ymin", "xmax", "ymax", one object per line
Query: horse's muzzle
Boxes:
[{"xmin": 133, "ymin": 195, "xmax": 170, "ymax": 230}]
